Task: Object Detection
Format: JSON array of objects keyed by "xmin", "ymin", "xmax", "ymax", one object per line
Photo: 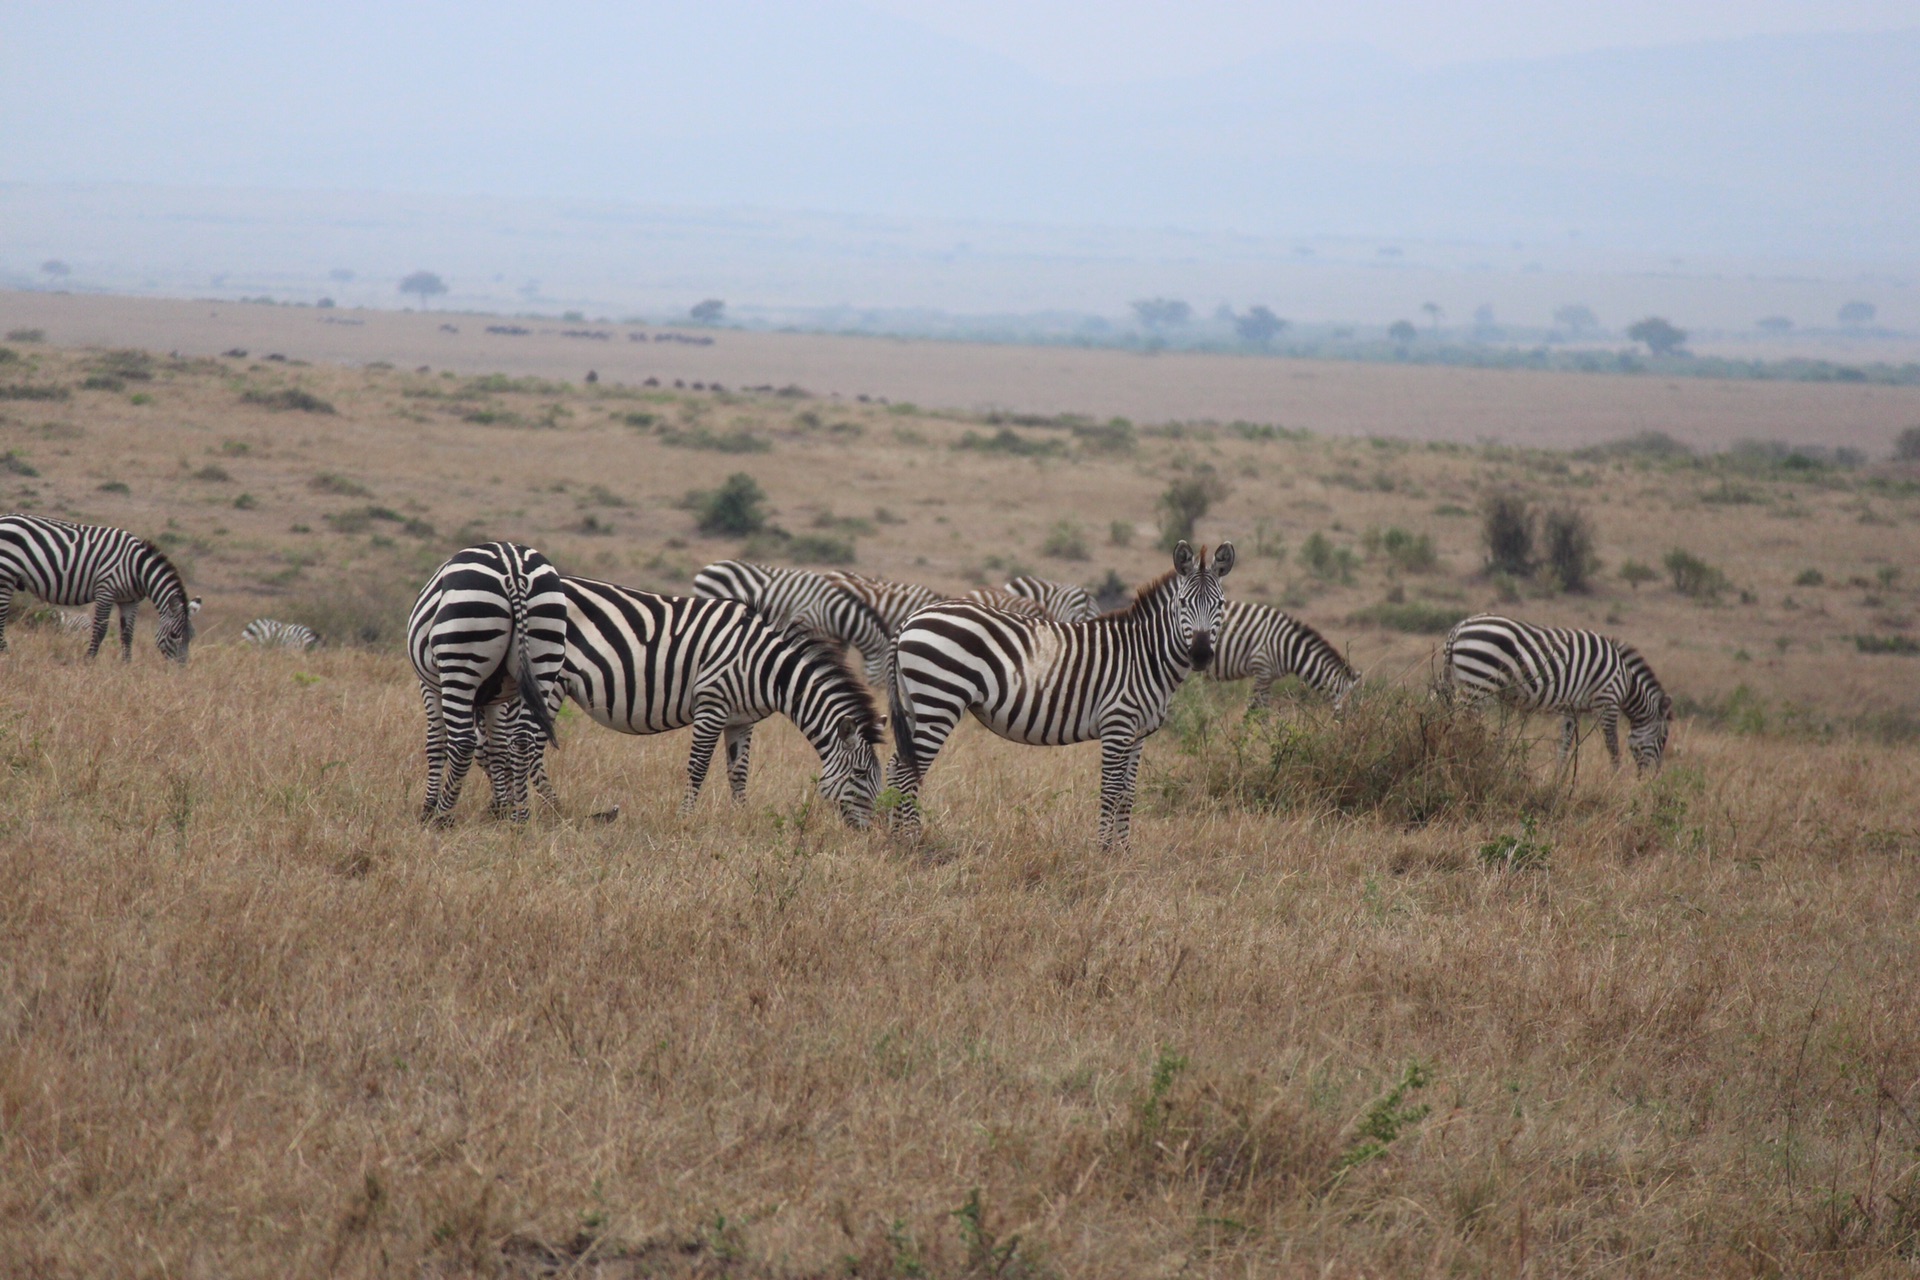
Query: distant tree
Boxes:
[
  {"xmin": 1388, "ymin": 319, "xmax": 1418, "ymax": 345},
  {"xmin": 328, "ymin": 268, "xmax": 355, "ymax": 283},
  {"xmin": 1131, "ymin": 298, "xmax": 1192, "ymax": 330},
  {"xmin": 398, "ymin": 271, "xmax": 448, "ymax": 309},
  {"xmin": 1481, "ymin": 492, "xmax": 1535, "ymax": 577},
  {"xmin": 1421, "ymin": 301, "xmax": 1443, "ymax": 333},
  {"xmin": 1838, "ymin": 300, "xmax": 1877, "ymax": 328},
  {"xmin": 1895, "ymin": 425, "xmax": 1920, "ymax": 462},
  {"xmin": 40, "ymin": 260, "xmax": 71, "ymax": 280},
  {"xmin": 1755, "ymin": 315, "xmax": 1794, "ymax": 333},
  {"xmin": 1233, "ymin": 305, "xmax": 1288, "ymax": 346},
  {"xmin": 1157, "ymin": 473, "xmax": 1228, "ymax": 550},
  {"xmin": 689, "ymin": 298, "xmax": 726, "ymax": 325},
  {"xmin": 1553, "ymin": 304, "xmax": 1598, "ymax": 335},
  {"xmin": 1626, "ymin": 316, "xmax": 1687, "ymax": 356}
]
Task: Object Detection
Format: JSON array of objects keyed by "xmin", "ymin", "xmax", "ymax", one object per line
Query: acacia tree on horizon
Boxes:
[{"xmin": 399, "ymin": 271, "xmax": 449, "ymax": 310}]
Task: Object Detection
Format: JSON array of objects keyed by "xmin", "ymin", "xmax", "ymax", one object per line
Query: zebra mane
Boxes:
[
  {"xmin": 134, "ymin": 538, "xmax": 190, "ymax": 610},
  {"xmin": 1104, "ymin": 566, "xmax": 1182, "ymax": 620},
  {"xmin": 781, "ymin": 626, "xmax": 884, "ymax": 742},
  {"xmin": 1617, "ymin": 641, "xmax": 1671, "ymax": 712}
]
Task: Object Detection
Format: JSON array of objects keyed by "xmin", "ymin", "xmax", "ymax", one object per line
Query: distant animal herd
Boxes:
[{"xmin": 2, "ymin": 513, "xmax": 1674, "ymax": 845}]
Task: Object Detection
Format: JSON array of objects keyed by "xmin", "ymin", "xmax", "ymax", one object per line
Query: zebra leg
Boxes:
[
  {"xmin": 431, "ymin": 691, "xmax": 481, "ymax": 825},
  {"xmin": 880, "ymin": 708, "xmax": 958, "ymax": 840},
  {"xmin": 478, "ymin": 702, "xmax": 518, "ymax": 819},
  {"xmin": 1599, "ymin": 704, "xmax": 1623, "ymax": 770},
  {"xmin": 0, "ymin": 582, "xmax": 12, "ymax": 652},
  {"xmin": 1098, "ymin": 730, "xmax": 1146, "ymax": 850},
  {"xmin": 418, "ymin": 682, "xmax": 449, "ymax": 822},
  {"xmin": 85, "ymin": 593, "xmax": 114, "ymax": 660},
  {"xmin": 683, "ymin": 711, "xmax": 727, "ymax": 813},
  {"xmin": 118, "ymin": 600, "xmax": 139, "ymax": 663},
  {"xmin": 723, "ymin": 724, "xmax": 754, "ymax": 802},
  {"xmin": 1559, "ymin": 714, "xmax": 1579, "ymax": 765}
]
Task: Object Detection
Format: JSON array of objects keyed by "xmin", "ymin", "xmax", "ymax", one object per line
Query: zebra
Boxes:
[
  {"xmin": 959, "ymin": 586, "xmax": 1052, "ymax": 618},
  {"xmin": 1441, "ymin": 613, "xmax": 1673, "ymax": 773},
  {"xmin": 62, "ymin": 595, "xmax": 200, "ymax": 631},
  {"xmin": 241, "ymin": 618, "xmax": 321, "ymax": 650},
  {"xmin": 692, "ymin": 560, "xmax": 897, "ymax": 684},
  {"xmin": 408, "ymin": 542, "xmax": 568, "ymax": 823},
  {"xmin": 1002, "ymin": 574, "xmax": 1099, "ymax": 623},
  {"xmin": 559, "ymin": 577, "xmax": 884, "ymax": 827},
  {"xmin": 1209, "ymin": 601, "xmax": 1358, "ymax": 711},
  {"xmin": 0, "ymin": 514, "xmax": 196, "ymax": 662},
  {"xmin": 887, "ymin": 540, "xmax": 1235, "ymax": 848}
]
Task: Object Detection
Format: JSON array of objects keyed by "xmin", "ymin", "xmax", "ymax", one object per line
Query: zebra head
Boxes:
[
  {"xmin": 819, "ymin": 712, "xmax": 884, "ymax": 828},
  {"xmin": 1171, "ymin": 540, "xmax": 1235, "ymax": 670},
  {"xmin": 1628, "ymin": 686, "xmax": 1674, "ymax": 774}
]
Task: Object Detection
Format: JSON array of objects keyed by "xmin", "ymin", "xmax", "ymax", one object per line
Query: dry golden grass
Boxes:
[
  {"xmin": 4, "ymin": 329, "xmax": 1920, "ymax": 1275},
  {"xmin": 4, "ymin": 631, "xmax": 1920, "ymax": 1277}
]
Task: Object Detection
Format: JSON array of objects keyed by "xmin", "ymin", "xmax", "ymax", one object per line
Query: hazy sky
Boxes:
[{"xmin": 870, "ymin": 0, "xmax": 1920, "ymax": 81}]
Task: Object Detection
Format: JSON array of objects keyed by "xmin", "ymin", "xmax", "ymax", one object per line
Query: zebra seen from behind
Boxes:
[
  {"xmin": 1441, "ymin": 613, "xmax": 1673, "ymax": 773},
  {"xmin": 887, "ymin": 540, "xmax": 1235, "ymax": 848},
  {"xmin": 560, "ymin": 578, "xmax": 884, "ymax": 828},
  {"xmin": 1002, "ymin": 574, "xmax": 1099, "ymax": 623},
  {"xmin": 0, "ymin": 515, "xmax": 196, "ymax": 662},
  {"xmin": 408, "ymin": 542, "xmax": 568, "ymax": 824},
  {"xmin": 693, "ymin": 560, "xmax": 897, "ymax": 684},
  {"xmin": 1210, "ymin": 600, "xmax": 1358, "ymax": 711},
  {"xmin": 242, "ymin": 618, "xmax": 321, "ymax": 650}
]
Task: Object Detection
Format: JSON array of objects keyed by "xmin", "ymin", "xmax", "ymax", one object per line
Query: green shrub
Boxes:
[
  {"xmin": 5, "ymin": 328, "xmax": 45, "ymax": 343},
  {"xmin": 1376, "ymin": 526, "xmax": 1436, "ymax": 572},
  {"xmin": 1621, "ymin": 560, "xmax": 1658, "ymax": 589},
  {"xmin": 1665, "ymin": 548, "xmax": 1730, "ymax": 601},
  {"xmin": 694, "ymin": 473, "xmax": 767, "ymax": 536},
  {"xmin": 1299, "ymin": 531, "xmax": 1355, "ymax": 583},
  {"xmin": 659, "ymin": 426, "xmax": 770, "ymax": 453},
  {"xmin": 310, "ymin": 473, "xmax": 372, "ymax": 497},
  {"xmin": 1, "ymin": 451, "xmax": 39, "ymax": 477},
  {"xmin": 97, "ymin": 480, "xmax": 130, "ymax": 494},
  {"xmin": 1108, "ymin": 520, "xmax": 1134, "ymax": 548},
  {"xmin": 1481, "ymin": 492, "xmax": 1533, "ymax": 576},
  {"xmin": 0, "ymin": 384, "xmax": 70, "ymax": 402},
  {"xmin": 1855, "ymin": 634, "xmax": 1920, "ymax": 655},
  {"xmin": 242, "ymin": 387, "xmax": 335, "ymax": 414},
  {"xmin": 1896, "ymin": 425, "xmax": 1920, "ymax": 462},
  {"xmin": 1072, "ymin": 419, "xmax": 1136, "ymax": 453},
  {"xmin": 1794, "ymin": 568, "xmax": 1825, "ymax": 587},
  {"xmin": 955, "ymin": 428, "xmax": 1062, "ymax": 458},
  {"xmin": 1541, "ymin": 507, "xmax": 1595, "ymax": 592},
  {"xmin": 1157, "ymin": 475, "xmax": 1228, "ymax": 550},
  {"xmin": 1042, "ymin": 520, "xmax": 1089, "ymax": 560}
]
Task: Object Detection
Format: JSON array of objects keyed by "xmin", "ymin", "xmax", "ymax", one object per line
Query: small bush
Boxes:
[
  {"xmin": 622, "ymin": 410, "xmax": 661, "ymax": 430},
  {"xmin": 233, "ymin": 493, "xmax": 257, "ymax": 510},
  {"xmin": 1895, "ymin": 425, "xmax": 1920, "ymax": 462},
  {"xmin": 1479, "ymin": 815, "xmax": 1552, "ymax": 872},
  {"xmin": 1481, "ymin": 492, "xmax": 1534, "ymax": 576},
  {"xmin": 1157, "ymin": 475, "xmax": 1229, "ymax": 550},
  {"xmin": 97, "ymin": 480, "xmax": 130, "ymax": 494},
  {"xmin": 1108, "ymin": 520, "xmax": 1134, "ymax": 548},
  {"xmin": 1299, "ymin": 531, "xmax": 1355, "ymax": 583},
  {"xmin": 192, "ymin": 465, "xmax": 232, "ymax": 483},
  {"xmin": 91, "ymin": 350, "xmax": 155, "ymax": 381},
  {"xmin": 1666, "ymin": 548, "xmax": 1730, "ymax": 601},
  {"xmin": 955, "ymin": 428, "xmax": 1062, "ymax": 458},
  {"xmin": 5, "ymin": 329, "xmax": 45, "ymax": 342},
  {"xmin": 82, "ymin": 375, "xmax": 126, "ymax": 392},
  {"xmin": 242, "ymin": 387, "xmax": 335, "ymax": 414},
  {"xmin": 461, "ymin": 408, "xmax": 526, "ymax": 426},
  {"xmin": 1375, "ymin": 526, "xmax": 1436, "ymax": 573},
  {"xmin": 694, "ymin": 473, "xmax": 767, "ymax": 536},
  {"xmin": 1072, "ymin": 419, "xmax": 1136, "ymax": 453},
  {"xmin": 1855, "ymin": 634, "xmax": 1920, "ymax": 655},
  {"xmin": 1540, "ymin": 507, "xmax": 1595, "ymax": 592},
  {"xmin": 660, "ymin": 426, "xmax": 770, "ymax": 453},
  {"xmin": 310, "ymin": 473, "xmax": 372, "ymax": 497},
  {"xmin": 0, "ymin": 347, "xmax": 16, "ymax": 365},
  {"xmin": 1, "ymin": 451, "xmax": 40, "ymax": 477},
  {"xmin": 0, "ymin": 384, "xmax": 70, "ymax": 402},
  {"xmin": 1795, "ymin": 568, "xmax": 1825, "ymax": 587},
  {"xmin": 1621, "ymin": 560, "xmax": 1658, "ymax": 589},
  {"xmin": 1042, "ymin": 520, "xmax": 1089, "ymax": 560}
]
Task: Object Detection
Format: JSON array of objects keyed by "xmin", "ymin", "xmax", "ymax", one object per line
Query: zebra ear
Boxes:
[
  {"xmin": 188, "ymin": 596, "xmax": 203, "ymax": 615},
  {"xmin": 1211, "ymin": 542, "xmax": 1236, "ymax": 578},
  {"xmin": 1171, "ymin": 540, "xmax": 1198, "ymax": 577}
]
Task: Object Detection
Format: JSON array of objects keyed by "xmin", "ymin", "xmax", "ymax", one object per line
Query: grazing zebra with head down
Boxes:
[
  {"xmin": 559, "ymin": 578, "xmax": 884, "ymax": 827},
  {"xmin": 1442, "ymin": 613, "xmax": 1673, "ymax": 773},
  {"xmin": 1002, "ymin": 574, "xmax": 1099, "ymax": 623},
  {"xmin": 409, "ymin": 542, "xmax": 568, "ymax": 823},
  {"xmin": 241, "ymin": 618, "xmax": 321, "ymax": 650},
  {"xmin": 887, "ymin": 541, "xmax": 1235, "ymax": 848},
  {"xmin": 693, "ymin": 560, "xmax": 897, "ymax": 683},
  {"xmin": 0, "ymin": 514, "xmax": 196, "ymax": 662},
  {"xmin": 1210, "ymin": 601, "xmax": 1358, "ymax": 710}
]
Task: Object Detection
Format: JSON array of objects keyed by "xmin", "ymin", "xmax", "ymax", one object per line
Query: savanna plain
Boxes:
[{"xmin": 3, "ymin": 324, "xmax": 1920, "ymax": 1277}]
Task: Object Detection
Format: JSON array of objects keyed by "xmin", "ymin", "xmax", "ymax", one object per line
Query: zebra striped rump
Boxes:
[
  {"xmin": 1209, "ymin": 600, "xmax": 1358, "ymax": 710},
  {"xmin": 1002, "ymin": 574, "xmax": 1099, "ymax": 623},
  {"xmin": 887, "ymin": 540, "xmax": 1235, "ymax": 848},
  {"xmin": 693, "ymin": 559, "xmax": 898, "ymax": 684}
]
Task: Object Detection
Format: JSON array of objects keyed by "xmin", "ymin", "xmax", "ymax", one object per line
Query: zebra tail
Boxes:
[
  {"xmin": 888, "ymin": 651, "xmax": 920, "ymax": 778},
  {"xmin": 504, "ymin": 562, "xmax": 559, "ymax": 747}
]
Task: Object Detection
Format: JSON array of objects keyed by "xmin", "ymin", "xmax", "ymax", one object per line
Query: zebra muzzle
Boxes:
[{"xmin": 1189, "ymin": 633, "xmax": 1216, "ymax": 669}]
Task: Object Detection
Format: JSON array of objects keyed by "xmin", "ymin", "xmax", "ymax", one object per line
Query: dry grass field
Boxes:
[{"xmin": 4, "ymin": 329, "xmax": 1920, "ymax": 1276}]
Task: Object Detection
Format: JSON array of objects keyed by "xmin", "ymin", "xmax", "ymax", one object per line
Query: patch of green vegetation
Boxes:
[
  {"xmin": 660, "ymin": 426, "xmax": 771, "ymax": 453},
  {"xmin": 310, "ymin": 473, "xmax": 372, "ymax": 497},
  {"xmin": 242, "ymin": 387, "xmax": 335, "ymax": 414},
  {"xmin": 955, "ymin": 428, "xmax": 1064, "ymax": 458},
  {"xmin": 0, "ymin": 384, "xmax": 70, "ymax": 402}
]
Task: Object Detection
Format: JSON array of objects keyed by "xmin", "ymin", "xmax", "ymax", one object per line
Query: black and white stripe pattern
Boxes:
[
  {"xmin": 408, "ymin": 542, "xmax": 568, "ymax": 823},
  {"xmin": 241, "ymin": 618, "xmax": 321, "ymax": 650},
  {"xmin": 560, "ymin": 577, "xmax": 884, "ymax": 827},
  {"xmin": 1210, "ymin": 601, "xmax": 1358, "ymax": 710},
  {"xmin": 1002, "ymin": 575, "xmax": 1099, "ymax": 623},
  {"xmin": 693, "ymin": 560, "xmax": 897, "ymax": 684},
  {"xmin": 0, "ymin": 515, "xmax": 195, "ymax": 662},
  {"xmin": 1442, "ymin": 613, "xmax": 1673, "ymax": 772},
  {"xmin": 887, "ymin": 541, "xmax": 1235, "ymax": 848}
]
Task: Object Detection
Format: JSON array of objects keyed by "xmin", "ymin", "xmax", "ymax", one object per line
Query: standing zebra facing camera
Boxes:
[
  {"xmin": 887, "ymin": 541, "xmax": 1235, "ymax": 848},
  {"xmin": 409, "ymin": 542, "xmax": 568, "ymax": 824},
  {"xmin": 0, "ymin": 514, "xmax": 196, "ymax": 662},
  {"xmin": 1441, "ymin": 613, "xmax": 1673, "ymax": 773},
  {"xmin": 1208, "ymin": 601, "xmax": 1359, "ymax": 711},
  {"xmin": 241, "ymin": 618, "xmax": 321, "ymax": 650}
]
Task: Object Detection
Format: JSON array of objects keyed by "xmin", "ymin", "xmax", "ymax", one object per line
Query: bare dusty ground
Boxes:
[
  {"xmin": 4, "ymin": 326, "xmax": 1920, "ymax": 1276},
  {"xmin": 7, "ymin": 290, "xmax": 1919, "ymax": 453}
]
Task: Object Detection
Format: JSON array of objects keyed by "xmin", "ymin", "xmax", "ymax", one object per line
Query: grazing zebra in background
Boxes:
[
  {"xmin": 1209, "ymin": 601, "xmax": 1359, "ymax": 711},
  {"xmin": 241, "ymin": 618, "xmax": 321, "ymax": 650},
  {"xmin": 559, "ymin": 578, "xmax": 883, "ymax": 827},
  {"xmin": 1003, "ymin": 574, "xmax": 1099, "ymax": 623},
  {"xmin": 408, "ymin": 542, "xmax": 568, "ymax": 824},
  {"xmin": 693, "ymin": 560, "xmax": 896, "ymax": 684},
  {"xmin": 0, "ymin": 514, "xmax": 196, "ymax": 662},
  {"xmin": 1441, "ymin": 613, "xmax": 1673, "ymax": 773},
  {"xmin": 959, "ymin": 586, "xmax": 1051, "ymax": 618},
  {"xmin": 888, "ymin": 541, "xmax": 1235, "ymax": 848}
]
